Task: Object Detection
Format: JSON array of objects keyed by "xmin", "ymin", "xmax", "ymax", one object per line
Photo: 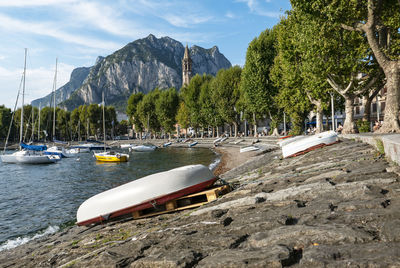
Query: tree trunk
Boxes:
[
  {"xmin": 342, "ymin": 97, "xmax": 357, "ymax": 133},
  {"xmin": 185, "ymin": 128, "xmax": 187, "ymax": 138},
  {"xmin": 363, "ymin": 97, "xmax": 372, "ymax": 122},
  {"xmin": 216, "ymin": 126, "xmax": 219, "ymax": 137},
  {"xmin": 253, "ymin": 113, "xmax": 257, "ymax": 136},
  {"xmin": 315, "ymin": 101, "xmax": 324, "ymax": 134},
  {"xmin": 233, "ymin": 121, "xmax": 238, "ymax": 137},
  {"xmin": 377, "ymin": 65, "xmax": 400, "ymax": 133}
]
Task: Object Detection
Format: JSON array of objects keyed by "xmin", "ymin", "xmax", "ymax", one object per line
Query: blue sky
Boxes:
[{"xmin": 0, "ymin": 0, "xmax": 291, "ymax": 109}]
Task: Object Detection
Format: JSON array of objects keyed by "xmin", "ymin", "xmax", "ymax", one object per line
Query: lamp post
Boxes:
[{"xmin": 330, "ymin": 92, "xmax": 335, "ymax": 131}]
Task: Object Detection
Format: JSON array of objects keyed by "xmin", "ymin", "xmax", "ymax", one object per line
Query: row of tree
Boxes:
[
  {"xmin": 0, "ymin": 104, "xmax": 129, "ymax": 143},
  {"xmin": 128, "ymin": 0, "xmax": 400, "ymax": 136}
]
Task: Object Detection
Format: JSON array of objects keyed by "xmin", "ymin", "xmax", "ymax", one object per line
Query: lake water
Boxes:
[{"xmin": 0, "ymin": 147, "xmax": 217, "ymax": 251}]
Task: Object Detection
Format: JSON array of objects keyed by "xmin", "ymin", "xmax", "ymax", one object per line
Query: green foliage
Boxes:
[
  {"xmin": 0, "ymin": 105, "xmax": 13, "ymax": 141},
  {"xmin": 155, "ymin": 88, "xmax": 179, "ymax": 133},
  {"xmin": 176, "ymin": 102, "xmax": 190, "ymax": 130},
  {"xmin": 137, "ymin": 89, "xmax": 161, "ymax": 133},
  {"xmin": 211, "ymin": 66, "xmax": 242, "ymax": 132},
  {"xmin": 241, "ymin": 28, "xmax": 279, "ymax": 121},
  {"xmin": 375, "ymin": 138, "xmax": 385, "ymax": 155},
  {"xmin": 356, "ymin": 120, "xmax": 370, "ymax": 133}
]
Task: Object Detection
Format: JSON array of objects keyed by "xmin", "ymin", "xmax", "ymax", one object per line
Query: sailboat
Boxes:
[
  {"xmin": 44, "ymin": 59, "xmax": 77, "ymax": 158},
  {"xmin": 94, "ymin": 92, "xmax": 129, "ymax": 162},
  {"xmin": 1, "ymin": 49, "xmax": 60, "ymax": 164}
]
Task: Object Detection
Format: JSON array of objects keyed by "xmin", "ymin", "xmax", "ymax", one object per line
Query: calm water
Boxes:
[{"xmin": 0, "ymin": 147, "xmax": 217, "ymax": 250}]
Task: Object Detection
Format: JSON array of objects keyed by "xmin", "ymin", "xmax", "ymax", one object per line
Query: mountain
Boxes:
[
  {"xmin": 55, "ymin": 34, "xmax": 231, "ymax": 111},
  {"xmin": 31, "ymin": 67, "xmax": 90, "ymax": 108}
]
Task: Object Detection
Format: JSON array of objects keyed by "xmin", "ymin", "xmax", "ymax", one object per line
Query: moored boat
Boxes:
[
  {"xmin": 239, "ymin": 145, "xmax": 260, "ymax": 153},
  {"xmin": 130, "ymin": 144, "xmax": 157, "ymax": 152},
  {"xmin": 188, "ymin": 141, "xmax": 198, "ymax": 147},
  {"xmin": 94, "ymin": 151, "xmax": 129, "ymax": 162},
  {"xmin": 163, "ymin": 142, "xmax": 172, "ymax": 147},
  {"xmin": 120, "ymin": 143, "xmax": 135, "ymax": 149},
  {"xmin": 281, "ymin": 131, "xmax": 338, "ymax": 158},
  {"xmin": 76, "ymin": 164, "xmax": 217, "ymax": 226}
]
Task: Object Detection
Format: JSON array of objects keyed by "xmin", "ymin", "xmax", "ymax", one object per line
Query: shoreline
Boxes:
[{"xmin": 2, "ymin": 136, "xmax": 400, "ymax": 267}]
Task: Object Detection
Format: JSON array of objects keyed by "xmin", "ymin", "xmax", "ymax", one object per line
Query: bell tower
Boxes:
[{"xmin": 182, "ymin": 44, "xmax": 192, "ymax": 86}]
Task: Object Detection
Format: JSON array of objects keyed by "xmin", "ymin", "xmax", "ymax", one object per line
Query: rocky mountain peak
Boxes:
[{"xmin": 34, "ymin": 35, "xmax": 232, "ymax": 111}]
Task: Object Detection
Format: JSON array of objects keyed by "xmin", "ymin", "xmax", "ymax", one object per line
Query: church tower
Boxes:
[{"xmin": 182, "ymin": 44, "xmax": 192, "ymax": 86}]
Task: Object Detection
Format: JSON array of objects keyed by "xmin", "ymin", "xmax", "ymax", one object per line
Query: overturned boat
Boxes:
[
  {"xmin": 76, "ymin": 164, "xmax": 217, "ymax": 226},
  {"xmin": 281, "ymin": 131, "xmax": 338, "ymax": 158}
]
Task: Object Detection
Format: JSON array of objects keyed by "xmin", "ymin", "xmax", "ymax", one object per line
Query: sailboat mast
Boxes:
[
  {"xmin": 38, "ymin": 103, "xmax": 41, "ymax": 141},
  {"xmin": 102, "ymin": 92, "xmax": 106, "ymax": 151},
  {"xmin": 52, "ymin": 58, "xmax": 58, "ymax": 141},
  {"xmin": 20, "ymin": 48, "xmax": 27, "ymax": 148}
]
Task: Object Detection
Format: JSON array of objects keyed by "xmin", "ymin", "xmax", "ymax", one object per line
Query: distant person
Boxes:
[
  {"xmin": 337, "ymin": 124, "xmax": 343, "ymax": 134},
  {"xmin": 373, "ymin": 120, "xmax": 381, "ymax": 132}
]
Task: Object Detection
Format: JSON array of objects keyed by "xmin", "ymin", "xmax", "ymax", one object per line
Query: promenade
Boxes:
[{"xmin": 1, "ymin": 135, "xmax": 400, "ymax": 267}]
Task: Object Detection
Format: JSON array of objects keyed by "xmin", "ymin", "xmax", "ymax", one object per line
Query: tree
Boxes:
[
  {"xmin": 211, "ymin": 66, "xmax": 242, "ymax": 136},
  {"xmin": 180, "ymin": 74, "xmax": 210, "ymax": 136},
  {"xmin": 137, "ymin": 89, "xmax": 161, "ymax": 137},
  {"xmin": 155, "ymin": 88, "xmax": 179, "ymax": 138},
  {"xmin": 0, "ymin": 105, "xmax": 12, "ymax": 141},
  {"xmin": 292, "ymin": 0, "xmax": 400, "ymax": 133},
  {"xmin": 241, "ymin": 28, "xmax": 280, "ymax": 134},
  {"xmin": 56, "ymin": 108, "xmax": 70, "ymax": 140},
  {"xmin": 199, "ymin": 77, "xmax": 222, "ymax": 137},
  {"xmin": 87, "ymin": 104, "xmax": 101, "ymax": 138},
  {"xmin": 126, "ymin": 92, "xmax": 144, "ymax": 137},
  {"xmin": 271, "ymin": 14, "xmax": 312, "ymax": 135},
  {"xmin": 176, "ymin": 102, "xmax": 190, "ymax": 138}
]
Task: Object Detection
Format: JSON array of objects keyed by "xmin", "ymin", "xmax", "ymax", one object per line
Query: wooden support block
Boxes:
[{"xmin": 131, "ymin": 185, "xmax": 231, "ymax": 220}]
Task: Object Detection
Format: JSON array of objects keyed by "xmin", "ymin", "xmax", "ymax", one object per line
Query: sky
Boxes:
[{"xmin": 0, "ymin": 0, "xmax": 291, "ymax": 109}]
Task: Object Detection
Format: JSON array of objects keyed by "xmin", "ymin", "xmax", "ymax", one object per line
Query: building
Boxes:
[{"xmin": 182, "ymin": 44, "xmax": 192, "ymax": 86}]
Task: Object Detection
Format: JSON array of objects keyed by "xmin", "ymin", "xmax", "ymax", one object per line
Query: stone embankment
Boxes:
[{"xmin": 1, "ymin": 136, "xmax": 400, "ymax": 267}]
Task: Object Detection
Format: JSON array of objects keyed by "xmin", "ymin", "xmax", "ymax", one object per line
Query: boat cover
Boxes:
[{"xmin": 20, "ymin": 142, "xmax": 47, "ymax": 151}]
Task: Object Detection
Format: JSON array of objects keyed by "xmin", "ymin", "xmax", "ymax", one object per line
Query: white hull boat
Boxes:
[
  {"xmin": 281, "ymin": 131, "xmax": 338, "ymax": 158},
  {"xmin": 163, "ymin": 142, "xmax": 172, "ymax": 147},
  {"xmin": 277, "ymin": 135, "xmax": 305, "ymax": 147},
  {"xmin": 240, "ymin": 145, "xmax": 260, "ymax": 153},
  {"xmin": 120, "ymin": 143, "xmax": 135, "ymax": 149},
  {"xmin": 130, "ymin": 144, "xmax": 157, "ymax": 152},
  {"xmin": 1, "ymin": 150, "xmax": 60, "ymax": 164},
  {"xmin": 76, "ymin": 164, "xmax": 217, "ymax": 226},
  {"xmin": 45, "ymin": 146, "xmax": 78, "ymax": 158}
]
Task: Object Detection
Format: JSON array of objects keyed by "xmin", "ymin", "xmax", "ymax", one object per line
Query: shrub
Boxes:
[{"xmin": 356, "ymin": 120, "xmax": 370, "ymax": 133}]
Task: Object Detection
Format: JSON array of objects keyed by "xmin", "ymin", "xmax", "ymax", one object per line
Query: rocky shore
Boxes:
[{"xmin": 1, "ymin": 136, "xmax": 400, "ymax": 267}]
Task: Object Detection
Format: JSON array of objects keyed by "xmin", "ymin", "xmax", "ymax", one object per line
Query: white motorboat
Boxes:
[
  {"xmin": 281, "ymin": 131, "xmax": 338, "ymax": 158},
  {"xmin": 76, "ymin": 164, "xmax": 217, "ymax": 226},
  {"xmin": 130, "ymin": 144, "xmax": 157, "ymax": 152},
  {"xmin": 240, "ymin": 145, "xmax": 260, "ymax": 153}
]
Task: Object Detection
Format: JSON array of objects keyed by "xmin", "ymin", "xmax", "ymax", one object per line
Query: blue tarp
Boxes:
[{"xmin": 20, "ymin": 142, "xmax": 47, "ymax": 151}]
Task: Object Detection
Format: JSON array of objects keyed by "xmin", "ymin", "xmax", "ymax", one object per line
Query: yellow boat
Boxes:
[{"xmin": 94, "ymin": 151, "xmax": 129, "ymax": 162}]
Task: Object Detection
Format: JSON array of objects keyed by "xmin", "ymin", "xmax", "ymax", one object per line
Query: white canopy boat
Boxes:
[
  {"xmin": 281, "ymin": 130, "xmax": 338, "ymax": 158},
  {"xmin": 130, "ymin": 144, "xmax": 157, "ymax": 152},
  {"xmin": 76, "ymin": 164, "xmax": 217, "ymax": 226}
]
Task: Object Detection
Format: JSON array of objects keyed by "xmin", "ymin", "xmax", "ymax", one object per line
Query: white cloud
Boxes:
[
  {"xmin": 236, "ymin": 0, "xmax": 281, "ymax": 18},
  {"xmin": 225, "ymin": 11, "xmax": 236, "ymax": 19},
  {"xmin": 0, "ymin": 62, "xmax": 75, "ymax": 107},
  {"xmin": 0, "ymin": 0, "xmax": 78, "ymax": 7},
  {"xmin": 0, "ymin": 13, "xmax": 121, "ymax": 50},
  {"xmin": 0, "ymin": 55, "xmax": 5, "ymax": 60}
]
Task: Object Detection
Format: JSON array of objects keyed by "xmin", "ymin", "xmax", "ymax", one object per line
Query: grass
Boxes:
[{"xmin": 375, "ymin": 138, "xmax": 385, "ymax": 155}]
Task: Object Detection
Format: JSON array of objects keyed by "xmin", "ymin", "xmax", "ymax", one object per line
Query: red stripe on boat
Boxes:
[{"xmin": 77, "ymin": 177, "xmax": 217, "ymax": 226}]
